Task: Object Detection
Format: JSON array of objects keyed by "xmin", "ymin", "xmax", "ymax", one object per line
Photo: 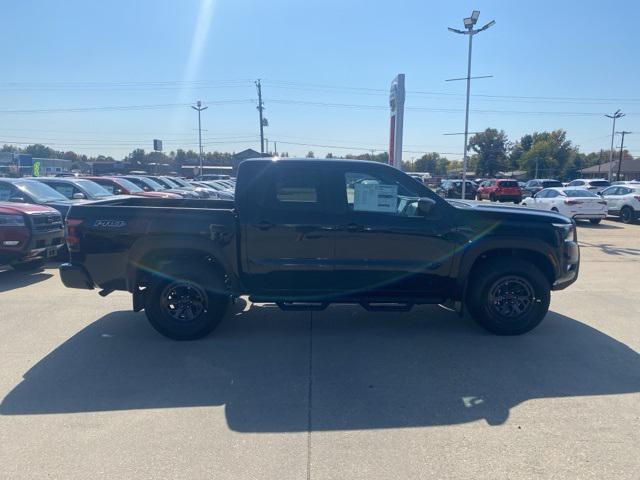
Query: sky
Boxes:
[{"xmin": 1, "ymin": 0, "xmax": 639, "ymax": 162}]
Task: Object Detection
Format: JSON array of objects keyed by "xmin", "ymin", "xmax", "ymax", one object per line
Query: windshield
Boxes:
[
  {"xmin": 498, "ymin": 181, "xmax": 518, "ymax": 187},
  {"xmin": 113, "ymin": 178, "xmax": 143, "ymax": 193},
  {"xmin": 15, "ymin": 180, "xmax": 68, "ymax": 202},
  {"xmin": 167, "ymin": 177, "xmax": 191, "ymax": 188},
  {"xmin": 542, "ymin": 181, "xmax": 563, "ymax": 188},
  {"xmin": 589, "ymin": 180, "xmax": 610, "ymax": 187},
  {"xmin": 130, "ymin": 177, "xmax": 163, "ymax": 191},
  {"xmin": 160, "ymin": 177, "xmax": 184, "ymax": 188},
  {"xmin": 74, "ymin": 179, "xmax": 112, "ymax": 197},
  {"xmin": 564, "ymin": 189, "xmax": 598, "ymax": 197}
]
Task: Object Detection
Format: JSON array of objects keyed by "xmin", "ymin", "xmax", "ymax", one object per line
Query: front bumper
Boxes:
[
  {"xmin": 552, "ymin": 240, "xmax": 580, "ymax": 290},
  {"xmin": 59, "ymin": 263, "xmax": 95, "ymax": 289},
  {"xmin": 572, "ymin": 213, "xmax": 607, "ymax": 220}
]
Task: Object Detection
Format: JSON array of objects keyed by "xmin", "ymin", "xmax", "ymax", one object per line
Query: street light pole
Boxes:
[
  {"xmin": 448, "ymin": 11, "xmax": 495, "ymax": 199},
  {"xmin": 616, "ymin": 131, "xmax": 632, "ymax": 181},
  {"xmin": 191, "ymin": 100, "xmax": 208, "ymax": 177},
  {"xmin": 605, "ymin": 110, "xmax": 624, "ymax": 182}
]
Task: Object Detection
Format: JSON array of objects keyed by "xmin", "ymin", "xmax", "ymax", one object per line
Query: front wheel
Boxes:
[
  {"xmin": 467, "ymin": 259, "xmax": 551, "ymax": 335},
  {"xmin": 589, "ymin": 218, "xmax": 602, "ymax": 225},
  {"xmin": 145, "ymin": 263, "xmax": 229, "ymax": 340}
]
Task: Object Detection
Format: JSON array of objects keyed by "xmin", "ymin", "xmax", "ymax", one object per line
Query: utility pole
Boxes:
[
  {"xmin": 265, "ymin": 138, "xmax": 269, "ymax": 156},
  {"xmin": 535, "ymin": 156, "xmax": 539, "ymax": 179},
  {"xmin": 448, "ymin": 11, "xmax": 495, "ymax": 199},
  {"xmin": 616, "ymin": 131, "xmax": 632, "ymax": 181},
  {"xmin": 256, "ymin": 79, "xmax": 265, "ymax": 155},
  {"xmin": 191, "ymin": 100, "xmax": 208, "ymax": 177},
  {"xmin": 605, "ymin": 110, "xmax": 624, "ymax": 182},
  {"xmin": 274, "ymin": 142, "xmax": 277, "ymax": 157},
  {"xmin": 597, "ymin": 149, "xmax": 603, "ymax": 174}
]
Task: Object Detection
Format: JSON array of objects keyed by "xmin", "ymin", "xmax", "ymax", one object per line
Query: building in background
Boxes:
[
  {"xmin": 232, "ymin": 149, "xmax": 261, "ymax": 175},
  {"xmin": 580, "ymin": 160, "xmax": 640, "ymax": 181}
]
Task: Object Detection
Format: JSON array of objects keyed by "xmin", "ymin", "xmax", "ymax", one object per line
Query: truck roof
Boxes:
[{"xmin": 240, "ymin": 158, "xmax": 391, "ymax": 168}]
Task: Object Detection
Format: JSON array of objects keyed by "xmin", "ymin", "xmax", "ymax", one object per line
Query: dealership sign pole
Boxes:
[{"xmin": 389, "ymin": 74, "xmax": 405, "ymax": 170}]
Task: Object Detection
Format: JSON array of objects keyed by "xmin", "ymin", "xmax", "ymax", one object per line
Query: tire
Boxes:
[
  {"xmin": 11, "ymin": 258, "xmax": 46, "ymax": 271},
  {"xmin": 620, "ymin": 206, "xmax": 636, "ymax": 224},
  {"xmin": 489, "ymin": 193, "xmax": 497, "ymax": 202},
  {"xmin": 467, "ymin": 259, "xmax": 551, "ymax": 335},
  {"xmin": 476, "ymin": 194, "xmax": 482, "ymax": 201},
  {"xmin": 145, "ymin": 262, "xmax": 229, "ymax": 340},
  {"xmin": 551, "ymin": 207, "xmax": 559, "ymax": 213},
  {"xmin": 589, "ymin": 218, "xmax": 602, "ymax": 225}
]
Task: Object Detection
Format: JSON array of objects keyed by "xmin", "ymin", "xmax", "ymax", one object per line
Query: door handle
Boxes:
[
  {"xmin": 346, "ymin": 223, "xmax": 364, "ymax": 232},
  {"xmin": 257, "ymin": 220, "xmax": 273, "ymax": 231}
]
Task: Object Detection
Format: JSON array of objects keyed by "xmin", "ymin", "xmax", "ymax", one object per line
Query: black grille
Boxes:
[{"xmin": 29, "ymin": 213, "xmax": 63, "ymax": 232}]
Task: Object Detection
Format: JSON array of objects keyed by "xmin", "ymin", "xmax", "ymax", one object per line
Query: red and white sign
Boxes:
[{"xmin": 389, "ymin": 74, "xmax": 405, "ymax": 170}]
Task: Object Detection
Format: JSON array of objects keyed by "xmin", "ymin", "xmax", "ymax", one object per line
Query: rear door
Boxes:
[
  {"xmin": 602, "ymin": 187, "xmax": 622, "ymax": 212},
  {"xmin": 241, "ymin": 164, "xmax": 335, "ymax": 296}
]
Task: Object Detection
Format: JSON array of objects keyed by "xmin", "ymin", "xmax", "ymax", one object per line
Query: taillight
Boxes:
[{"xmin": 66, "ymin": 218, "xmax": 83, "ymax": 252}]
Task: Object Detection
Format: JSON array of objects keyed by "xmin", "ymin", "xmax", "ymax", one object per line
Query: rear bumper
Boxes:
[
  {"xmin": 59, "ymin": 263, "xmax": 95, "ymax": 289},
  {"xmin": 572, "ymin": 213, "xmax": 607, "ymax": 220}
]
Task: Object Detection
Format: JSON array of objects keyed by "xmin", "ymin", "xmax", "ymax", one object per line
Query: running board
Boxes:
[
  {"xmin": 276, "ymin": 301, "xmax": 329, "ymax": 311},
  {"xmin": 360, "ymin": 302, "xmax": 414, "ymax": 312}
]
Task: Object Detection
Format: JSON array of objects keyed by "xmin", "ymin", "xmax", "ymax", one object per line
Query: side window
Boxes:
[
  {"xmin": 49, "ymin": 183, "xmax": 74, "ymax": 199},
  {"xmin": 536, "ymin": 190, "xmax": 548, "ymax": 198},
  {"xmin": 0, "ymin": 184, "xmax": 14, "ymax": 201},
  {"xmin": 268, "ymin": 168, "xmax": 322, "ymax": 211},
  {"xmin": 344, "ymin": 170, "xmax": 423, "ymax": 217},
  {"xmin": 619, "ymin": 187, "xmax": 630, "ymax": 195},
  {"xmin": 546, "ymin": 190, "xmax": 560, "ymax": 198},
  {"xmin": 97, "ymin": 182, "xmax": 116, "ymax": 194}
]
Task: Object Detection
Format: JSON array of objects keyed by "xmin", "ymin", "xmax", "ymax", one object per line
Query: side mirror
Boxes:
[
  {"xmin": 72, "ymin": 192, "xmax": 86, "ymax": 200},
  {"xmin": 417, "ymin": 197, "xmax": 436, "ymax": 215},
  {"xmin": 9, "ymin": 196, "xmax": 25, "ymax": 203}
]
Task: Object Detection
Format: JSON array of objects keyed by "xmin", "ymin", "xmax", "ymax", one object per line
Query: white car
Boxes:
[
  {"xmin": 566, "ymin": 178, "xmax": 611, "ymax": 193},
  {"xmin": 600, "ymin": 184, "xmax": 640, "ymax": 223},
  {"xmin": 521, "ymin": 187, "xmax": 608, "ymax": 224}
]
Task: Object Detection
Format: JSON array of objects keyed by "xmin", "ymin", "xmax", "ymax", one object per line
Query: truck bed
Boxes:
[{"xmin": 66, "ymin": 196, "xmax": 238, "ymax": 292}]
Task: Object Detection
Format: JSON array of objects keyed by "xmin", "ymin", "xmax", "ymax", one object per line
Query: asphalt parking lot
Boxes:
[{"xmin": 1, "ymin": 219, "xmax": 639, "ymax": 479}]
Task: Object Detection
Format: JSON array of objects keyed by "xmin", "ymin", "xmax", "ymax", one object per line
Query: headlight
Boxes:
[
  {"xmin": 553, "ymin": 222, "xmax": 575, "ymax": 241},
  {"xmin": 0, "ymin": 214, "xmax": 26, "ymax": 227}
]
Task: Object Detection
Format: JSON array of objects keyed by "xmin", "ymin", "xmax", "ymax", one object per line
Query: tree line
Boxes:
[{"xmin": 2, "ymin": 127, "xmax": 633, "ymax": 180}]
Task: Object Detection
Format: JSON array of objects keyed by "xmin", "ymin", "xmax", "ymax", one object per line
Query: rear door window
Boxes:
[{"xmin": 267, "ymin": 168, "xmax": 324, "ymax": 211}]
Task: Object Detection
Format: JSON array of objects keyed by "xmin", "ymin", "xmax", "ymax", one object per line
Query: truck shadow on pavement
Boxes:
[
  {"xmin": 0, "ymin": 269, "xmax": 52, "ymax": 293},
  {"xmin": 2, "ymin": 303, "xmax": 639, "ymax": 431}
]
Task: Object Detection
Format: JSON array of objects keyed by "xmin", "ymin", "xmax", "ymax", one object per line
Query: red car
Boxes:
[
  {"xmin": 83, "ymin": 176, "xmax": 181, "ymax": 199},
  {"xmin": 0, "ymin": 202, "xmax": 64, "ymax": 270},
  {"xmin": 476, "ymin": 179, "xmax": 522, "ymax": 203}
]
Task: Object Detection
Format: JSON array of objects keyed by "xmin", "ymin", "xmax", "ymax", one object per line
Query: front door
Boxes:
[
  {"xmin": 329, "ymin": 165, "xmax": 456, "ymax": 301},
  {"xmin": 242, "ymin": 165, "xmax": 335, "ymax": 297}
]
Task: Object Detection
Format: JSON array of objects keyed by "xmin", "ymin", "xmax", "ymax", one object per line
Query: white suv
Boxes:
[
  {"xmin": 600, "ymin": 184, "xmax": 640, "ymax": 223},
  {"xmin": 566, "ymin": 178, "xmax": 611, "ymax": 193}
]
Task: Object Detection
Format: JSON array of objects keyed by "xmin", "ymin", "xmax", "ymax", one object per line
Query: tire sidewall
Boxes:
[
  {"xmin": 145, "ymin": 264, "xmax": 228, "ymax": 340},
  {"xmin": 468, "ymin": 260, "xmax": 551, "ymax": 335},
  {"xmin": 621, "ymin": 207, "xmax": 633, "ymax": 224}
]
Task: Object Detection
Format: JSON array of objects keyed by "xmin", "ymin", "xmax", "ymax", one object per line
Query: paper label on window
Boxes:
[{"xmin": 353, "ymin": 183, "xmax": 398, "ymax": 212}]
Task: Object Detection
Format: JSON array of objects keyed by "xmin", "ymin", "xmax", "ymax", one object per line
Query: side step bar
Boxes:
[
  {"xmin": 360, "ymin": 302, "xmax": 414, "ymax": 312},
  {"xmin": 276, "ymin": 301, "xmax": 329, "ymax": 311}
]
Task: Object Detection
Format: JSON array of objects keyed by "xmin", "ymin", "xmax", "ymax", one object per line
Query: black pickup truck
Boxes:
[{"xmin": 60, "ymin": 159, "xmax": 580, "ymax": 340}]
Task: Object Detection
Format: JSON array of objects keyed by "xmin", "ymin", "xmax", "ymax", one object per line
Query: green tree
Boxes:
[
  {"xmin": 414, "ymin": 152, "xmax": 441, "ymax": 174},
  {"xmin": 518, "ymin": 130, "xmax": 575, "ymax": 179},
  {"xmin": 128, "ymin": 148, "xmax": 146, "ymax": 167},
  {"xmin": 23, "ymin": 144, "xmax": 61, "ymax": 158},
  {"xmin": 306, "ymin": 151, "xmax": 315, "ymax": 158},
  {"xmin": 468, "ymin": 128, "xmax": 509, "ymax": 176}
]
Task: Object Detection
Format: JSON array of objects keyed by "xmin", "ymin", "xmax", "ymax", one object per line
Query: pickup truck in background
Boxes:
[
  {"xmin": 0, "ymin": 202, "xmax": 64, "ymax": 270},
  {"xmin": 59, "ymin": 159, "xmax": 580, "ymax": 340}
]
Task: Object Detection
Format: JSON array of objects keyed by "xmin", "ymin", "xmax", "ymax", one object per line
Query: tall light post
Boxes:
[
  {"xmin": 191, "ymin": 100, "xmax": 208, "ymax": 177},
  {"xmin": 448, "ymin": 11, "xmax": 495, "ymax": 198},
  {"xmin": 605, "ymin": 110, "xmax": 624, "ymax": 182}
]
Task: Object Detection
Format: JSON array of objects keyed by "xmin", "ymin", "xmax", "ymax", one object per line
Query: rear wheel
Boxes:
[
  {"xmin": 145, "ymin": 263, "xmax": 229, "ymax": 340},
  {"xmin": 490, "ymin": 193, "xmax": 497, "ymax": 202},
  {"xmin": 621, "ymin": 206, "xmax": 636, "ymax": 224},
  {"xmin": 467, "ymin": 259, "xmax": 551, "ymax": 335},
  {"xmin": 589, "ymin": 218, "xmax": 602, "ymax": 225},
  {"xmin": 11, "ymin": 258, "xmax": 45, "ymax": 271}
]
